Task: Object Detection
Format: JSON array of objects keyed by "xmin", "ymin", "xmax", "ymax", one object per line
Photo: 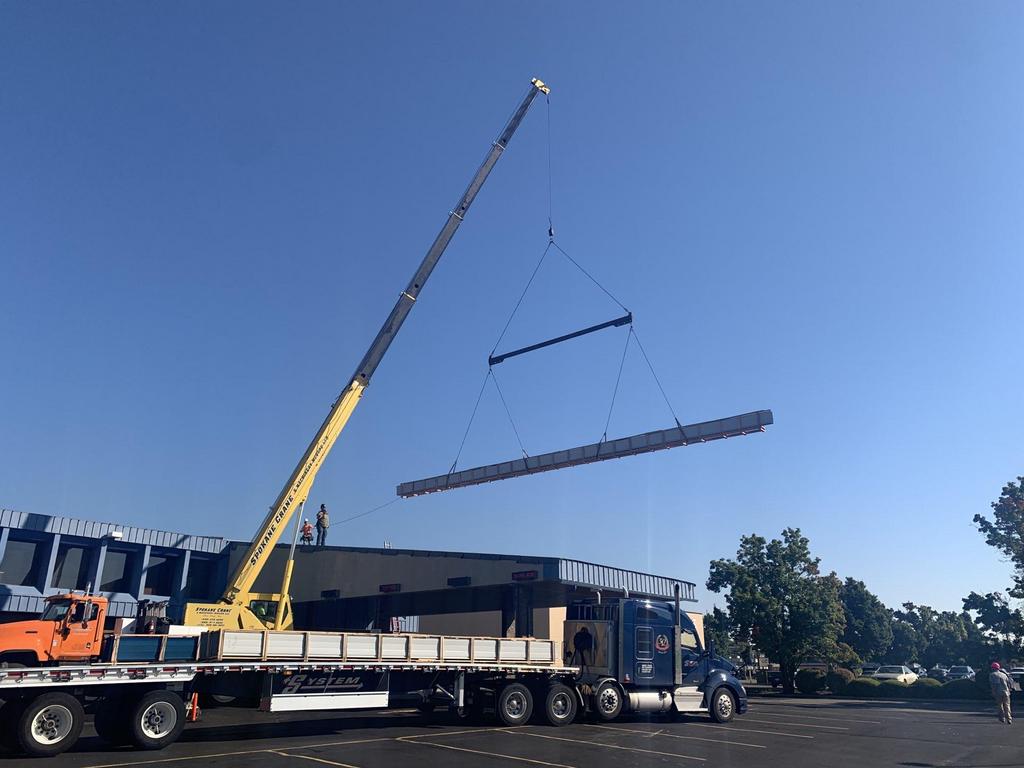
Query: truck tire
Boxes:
[
  {"xmin": 127, "ymin": 691, "xmax": 186, "ymax": 750},
  {"xmin": 496, "ymin": 683, "xmax": 533, "ymax": 726},
  {"xmin": 0, "ymin": 700, "xmax": 27, "ymax": 752},
  {"xmin": 708, "ymin": 687, "xmax": 736, "ymax": 724},
  {"xmin": 592, "ymin": 680, "xmax": 623, "ymax": 722},
  {"xmin": 94, "ymin": 700, "xmax": 132, "ymax": 746},
  {"xmin": 16, "ymin": 692, "xmax": 85, "ymax": 757},
  {"xmin": 540, "ymin": 682, "xmax": 577, "ymax": 727}
]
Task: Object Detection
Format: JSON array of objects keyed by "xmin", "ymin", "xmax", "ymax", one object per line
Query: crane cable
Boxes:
[{"xmin": 446, "ymin": 93, "xmax": 682, "ymax": 474}]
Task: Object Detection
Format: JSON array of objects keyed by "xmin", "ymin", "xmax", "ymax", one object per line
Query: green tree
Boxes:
[
  {"xmin": 840, "ymin": 578, "xmax": 893, "ymax": 662},
  {"xmin": 974, "ymin": 477, "xmax": 1024, "ymax": 599},
  {"xmin": 885, "ymin": 617, "xmax": 923, "ymax": 664},
  {"xmin": 704, "ymin": 606, "xmax": 739, "ymax": 659},
  {"xmin": 707, "ymin": 528, "xmax": 845, "ymax": 694},
  {"xmin": 963, "ymin": 591, "xmax": 1024, "ymax": 660}
]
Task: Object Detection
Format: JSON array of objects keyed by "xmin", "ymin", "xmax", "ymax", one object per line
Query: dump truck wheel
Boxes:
[
  {"xmin": 0, "ymin": 700, "xmax": 27, "ymax": 752},
  {"xmin": 496, "ymin": 683, "xmax": 533, "ymax": 726},
  {"xmin": 128, "ymin": 691, "xmax": 185, "ymax": 750},
  {"xmin": 94, "ymin": 700, "xmax": 132, "ymax": 745},
  {"xmin": 16, "ymin": 693, "xmax": 85, "ymax": 757}
]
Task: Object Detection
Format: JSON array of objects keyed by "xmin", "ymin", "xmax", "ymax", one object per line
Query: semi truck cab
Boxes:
[
  {"xmin": 0, "ymin": 593, "xmax": 107, "ymax": 666},
  {"xmin": 565, "ymin": 597, "xmax": 747, "ymax": 722}
]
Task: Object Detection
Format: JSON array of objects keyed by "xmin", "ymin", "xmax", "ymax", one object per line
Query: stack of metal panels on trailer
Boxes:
[
  {"xmin": 200, "ymin": 629, "xmax": 560, "ymax": 666},
  {"xmin": 397, "ymin": 409, "xmax": 773, "ymax": 497}
]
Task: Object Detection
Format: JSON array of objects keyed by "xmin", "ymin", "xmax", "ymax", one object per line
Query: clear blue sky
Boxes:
[{"xmin": 2, "ymin": 2, "xmax": 1021, "ymax": 614}]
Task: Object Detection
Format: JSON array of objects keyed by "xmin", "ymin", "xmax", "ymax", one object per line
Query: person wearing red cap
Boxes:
[{"xmin": 989, "ymin": 662, "xmax": 1013, "ymax": 724}]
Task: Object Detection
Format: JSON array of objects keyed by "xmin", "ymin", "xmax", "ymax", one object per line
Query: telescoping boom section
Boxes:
[
  {"xmin": 183, "ymin": 78, "xmax": 551, "ymax": 632},
  {"xmin": 397, "ymin": 409, "xmax": 773, "ymax": 497}
]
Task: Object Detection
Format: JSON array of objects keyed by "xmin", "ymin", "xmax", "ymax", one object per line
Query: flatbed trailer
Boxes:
[{"xmin": 0, "ymin": 635, "xmax": 582, "ymax": 758}]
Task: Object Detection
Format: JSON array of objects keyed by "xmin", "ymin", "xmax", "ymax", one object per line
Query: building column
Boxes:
[
  {"xmin": 171, "ymin": 550, "xmax": 191, "ymax": 618},
  {"xmin": 501, "ymin": 586, "xmax": 517, "ymax": 638},
  {"xmin": 0, "ymin": 527, "xmax": 9, "ymax": 566},
  {"xmin": 135, "ymin": 545, "xmax": 152, "ymax": 599},
  {"xmin": 515, "ymin": 586, "xmax": 534, "ymax": 638},
  {"xmin": 39, "ymin": 533, "xmax": 61, "ymax": 594},
  {"xmin": 92, "ymin": 541, "xmax": 108, "ymax": 595}
]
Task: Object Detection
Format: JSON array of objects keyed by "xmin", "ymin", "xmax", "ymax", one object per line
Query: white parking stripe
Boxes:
[
  {"xmin": 685, "ymin": 721, "xmax": 814, "ymax": 739},
  {"xmin": 585, "ymin": 723, "xmax": 767, "ymax": 749},
  {"xmin": 271, "ymin": 751, "xmax": 362, "ymax": 768},
  {"xmin": 751, "ymin": 710, "xmax": 882, "ymax": 725},
  {"xmin": 507, "ymin": 729, "xmax": 706, "ymax": 762},
  {"xmin": 743, "ymin": 717, "xmax": 849, "ymax": 730},
  {"xmin": 401, "ymin": 736, "xmax": 576, "ymax": 767}
]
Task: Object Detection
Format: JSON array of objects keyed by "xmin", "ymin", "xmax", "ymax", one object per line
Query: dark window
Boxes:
[
  {"xmin": 100, "ymin": 550, "xmax": 136, "ymax": 594},
  {"xmin": 636, "ymin": 626, "xmax": 653, "ymax": 659},
  {"xmin": 636, "ymin": 603, "xmax": 674, "ymax": 624},
  {"xmin": 143, "ymin": 553, "xmax": 177, "ymax": 596},
  {"xmin": 184, "ymin": 557, "xmax": 217, "ymax": 600},
  {"xmin": 0, "ymin": 538, "xmax": 48, "ymax": 587},
  {"xmin": 51, "ymin": 543, "xmax": 94, "ymax": 591}
]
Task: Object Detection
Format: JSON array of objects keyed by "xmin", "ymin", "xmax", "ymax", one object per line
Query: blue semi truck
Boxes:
[{"xmin": 563, "ymin": 596, "xmax": 747, "ymax": 723}]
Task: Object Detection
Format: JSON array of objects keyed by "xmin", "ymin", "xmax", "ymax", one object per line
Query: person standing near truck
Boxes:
[
  {"xmin": 990, "ymin": 662, "xmax": 1013, "ymax": 724},
  {"xmin": 315, "ymin": 504, "xmax": 330, "ymax": 547}
]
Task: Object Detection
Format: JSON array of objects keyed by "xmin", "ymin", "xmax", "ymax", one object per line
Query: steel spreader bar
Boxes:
[{"xmin": 489, "ymin": 312, "xmax": 632, "ymax": 366}]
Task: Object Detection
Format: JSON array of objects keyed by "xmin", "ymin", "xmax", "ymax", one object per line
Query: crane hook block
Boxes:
[{"xmin": 531, "ymin": 78, "xmax": 551, "ymax": 95}]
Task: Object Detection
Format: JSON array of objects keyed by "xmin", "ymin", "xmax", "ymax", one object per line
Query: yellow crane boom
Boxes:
[{"xmin": 184, "ymin": 78, "xmax": 550, "ymax": 630}]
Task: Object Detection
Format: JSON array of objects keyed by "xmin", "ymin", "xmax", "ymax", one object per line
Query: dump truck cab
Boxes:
[{"xmin": 0, "ymin": 593, "xmax": 107, "ymax": 666}]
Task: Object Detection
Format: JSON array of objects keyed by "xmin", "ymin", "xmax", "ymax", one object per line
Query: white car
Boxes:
[{"xmin": 872, "ymin": 665, "xmax": 919, "ymax": 684}]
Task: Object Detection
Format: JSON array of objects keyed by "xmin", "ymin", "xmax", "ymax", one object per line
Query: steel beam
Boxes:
[{"xmin": 397, "ymin": 409, "xmax": 773, "ymax": 497}]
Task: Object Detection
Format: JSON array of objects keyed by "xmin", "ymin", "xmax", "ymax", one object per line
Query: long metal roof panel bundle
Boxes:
[{"xmin": 397, "ymin": 409, "xmax": 773, "ymax": 497}]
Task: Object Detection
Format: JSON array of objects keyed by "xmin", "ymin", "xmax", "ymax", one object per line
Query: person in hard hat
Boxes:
[
  {"xmin": 300, "ymin": 519, "xmax": 314, "ymax": 547},
  {"xmin": 990, "ymin": 662, "xmax": 1013, "ymax": 724},
  {"xmin": 315, "ymin": 504, "xmax": 330, "ymax": 548}
]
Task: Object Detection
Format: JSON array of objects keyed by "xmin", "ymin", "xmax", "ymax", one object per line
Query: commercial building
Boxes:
[{"xmin": 0, "ymin": 508, "xmax": 701, "ymax": 642}]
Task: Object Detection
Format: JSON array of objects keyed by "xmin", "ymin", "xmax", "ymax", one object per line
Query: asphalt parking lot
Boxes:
[{"xmin": 2, "ymin": 697, "xmax": 1021, "ymax": 767}]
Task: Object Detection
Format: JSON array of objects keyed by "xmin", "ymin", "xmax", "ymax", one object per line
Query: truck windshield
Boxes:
[{"xmin": 40, "ymin": 600, "xmax": 72, "ymax": 621}]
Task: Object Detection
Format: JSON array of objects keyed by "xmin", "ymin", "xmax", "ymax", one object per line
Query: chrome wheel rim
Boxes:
[
  {"xmin": 551, "ymin": 692, "xmax": 572, "ymax": 719},
  {"xmin": 31, "ymin": 704, "xmax": 74, "ymax": 746},
  {"xmin": 716, "ymin": 693, "xmax": 733, "ymax": 718},
  {"xmin": 598, "ymin": 686, "xmax": 620, "ymax": 714},
  {"xmin": 140, "ymin": 701, "xmax": 177, "ymax": 739},
  {"xmin": 504, "ymin": 691, "xmax": 527, "ymax": 719}
]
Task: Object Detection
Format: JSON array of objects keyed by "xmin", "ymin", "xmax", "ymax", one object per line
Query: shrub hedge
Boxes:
[
  {"xmin": 826, "ymin": 668, "xmax": 855, "ymax": 695},
  {"xmin": 835, "ymin": 674, "xmax": 998, "ymax": 700},
  {"xmin": 844, "ymin": 677, "xmax": 881, "ymax": 697},
  {"xmin": 795, "ymin": 669, "xmax": 827, "ymax": 694}
]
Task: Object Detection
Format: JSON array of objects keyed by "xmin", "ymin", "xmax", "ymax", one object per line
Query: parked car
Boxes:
[
  {"xmin": 860, "ymin": 663, "xmax": 881, "ymax": 677},
  {"xmin": 946, "ymin": 665, "xmax": 975, "ymax": 681},
  {"xmin": 872, "ymin": 665, "xmax": 919, "ymax": 684},
  {"xmin": 927, "ymin": 666, "xmax": 949, "ymax": 682},
  {"xmin": 1008, "ymin": 668, "xmax": 1024, "ymax": 689}
]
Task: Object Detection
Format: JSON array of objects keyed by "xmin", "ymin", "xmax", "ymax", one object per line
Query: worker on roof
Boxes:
[
  {"xmin": 300, "ymin": 519, "xmax": 314, "ymax": 547},
  {"xmin": 316, "ymin": 504, "xmax": 330, "ymax": 548}
]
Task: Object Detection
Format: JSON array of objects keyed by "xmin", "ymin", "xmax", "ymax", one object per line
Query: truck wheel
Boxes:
[
  {"xmin": 94, "ymin": 700, "xmax": 131, "ymax": 745},
  {"xmin": 496, "ymin": 683, "xmax": 533, "ymax": 726},
  {"xmin": 540, "ymin": 682, "xmax": 577, "ymax": 727},
  {"xmin": 709, "ymin": 687, "xmax": 736, "ymax": 723},
  {"xmin": 0, "ymin": 700, "xmax": 27, "ymax": 752},
  {"xmin": 16, "ymin": 692, "xmax": 85, "ymax": 757},
  {"xmin": 592, "ymin": 681, "xmax": 623, "ymax": 721},
  {"xmin": 128, "ymin": 691, "xmax": 186, "ymax": 750}
]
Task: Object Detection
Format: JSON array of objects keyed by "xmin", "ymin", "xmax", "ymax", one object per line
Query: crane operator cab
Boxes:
[{"xmin": 565, "ymin": 598, "xmax": 747, "ymax": 722}]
